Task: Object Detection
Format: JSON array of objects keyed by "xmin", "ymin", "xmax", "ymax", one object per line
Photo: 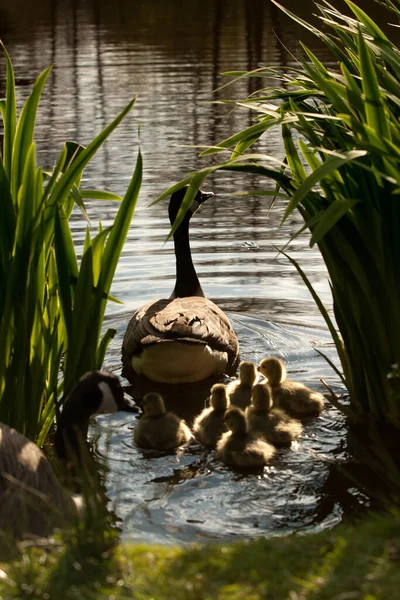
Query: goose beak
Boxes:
[
  {"xmin": 198, "ymin": 190, "xmax": 215, "ymax": 204},
  {"xmin": 119, "ymin": 393, "xmax": 140, "ymax": 413}
]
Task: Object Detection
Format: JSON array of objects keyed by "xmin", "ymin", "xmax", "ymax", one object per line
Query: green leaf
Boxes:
[
  {"xmin": 310, "ymin": 197, "xmax": 360, "ymax": 246},
  {"xmin": 96, "ymin": 329, "xmax": 116, "ymax": 370},
  {"xmin": 167, "ymin": 172, "xmax": 208, "ymax": 240},
  {"xmin": 346, "ymin": 0, "xmax": 390, "ymax": 42},
  {"xmin": 358, "ymin": 28, "xmax": 391, "ymax": 139},
  {"xmin": 11, "ymin": 66, "xmax": 52, "ymax": 203},
  {"xmin": 281, "ymin": 151, "xmax": 367, "ymax": 223},
  {"xmin": 0, "ymin": 42, "xmax": 17, "ymax": 181},
  {"xmin": 81, "ymin": 190, "xmax": 123, "ymax": 201}
]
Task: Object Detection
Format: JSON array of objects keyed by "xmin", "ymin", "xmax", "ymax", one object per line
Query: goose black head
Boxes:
[
  {"xmin": 55, "ymin": 371, "xmax": 133, "ymax": 461},
  {"xmin": 168, "ymin": 185, "xmax": 214, "ymax": 224},
  {"xmin": 64, "ymin": 370, "xmax": 126, "ymax": 417}
]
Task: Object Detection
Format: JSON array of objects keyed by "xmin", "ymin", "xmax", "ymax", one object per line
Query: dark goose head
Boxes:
[{"xmin": 54, "ymin": 370, "xmax": 133, "ymax": 461}]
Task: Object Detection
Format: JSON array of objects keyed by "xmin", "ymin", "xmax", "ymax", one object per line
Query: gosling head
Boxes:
[
  {"xmin": 251, "ymin": 384, "xmax": 272, "ymax": 412},
  {"xmin": 210, "ymin": 384, "xmax": 229, "ymax": 411},
  {"xmin": 259, "ymin": 357, "xmax": 286, "ymax": 385},
  {"xmin": 168, "ymin": 185, "xmax": 214, "ymax": 224},
  {"xmin": 142, "ymin": 392, "xmax": 167, "ymax": 417},
  {"xmin": 224, "ymin": 407, "xmax": 248, "ymax": 435},
  {"xmin": 239, "ymin": 361, "xmax": 257, "ymax": 386}
]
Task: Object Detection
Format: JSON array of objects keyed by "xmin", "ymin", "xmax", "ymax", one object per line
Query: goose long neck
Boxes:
[
  {"xmin": 54, "ymin": 406, "xmax": 91, "ymax": 461},
  {"xmin": 171, "ymin": 215, "xmax": 205, "ymax": 298}
]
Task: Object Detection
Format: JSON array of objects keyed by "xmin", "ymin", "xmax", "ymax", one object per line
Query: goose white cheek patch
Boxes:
[{"xmin": 97, "ymin": 382, "xmax": 119, "ymax": 414}]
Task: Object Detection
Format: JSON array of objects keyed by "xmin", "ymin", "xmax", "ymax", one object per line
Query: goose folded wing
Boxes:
[{"xmin": 122, "ymin": 297, "xmax": 239, "ymax": 365}]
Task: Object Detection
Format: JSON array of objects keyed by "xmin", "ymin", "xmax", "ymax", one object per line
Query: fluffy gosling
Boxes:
[
  {"xmin": 216, "ymin": 406, "xmax": 275, "ymax": 469},
  {"xmin": 192, "ymin": 383, "xmax": 229, "ymax": 448},
  {"xmin": 226, "ymin": 361, "xmax": 257, "ymax": 409},
  {"xmin": 259, "ymin": 357, "xmax": 324, "ymax": 417},
  {"xmin": 134, "ymin": 393, "xmax": 192, "ymax": 450},
  {"xmin": 246, "ymin": 383, "xmax": 303, "ymax": 447}
]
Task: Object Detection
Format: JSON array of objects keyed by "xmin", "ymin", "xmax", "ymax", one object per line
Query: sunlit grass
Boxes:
[
  {"xmin": 0, "ymin": 43, "xmax": 142, "ymax": 443},
  {"xmin": 1, "ymin": 510, "xmax": 400, "ymax": 599}
]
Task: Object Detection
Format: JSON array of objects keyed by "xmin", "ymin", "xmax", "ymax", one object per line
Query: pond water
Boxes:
[{"xmin": 1, "ymin": 0, "xmax": 391, "ymax": 544}]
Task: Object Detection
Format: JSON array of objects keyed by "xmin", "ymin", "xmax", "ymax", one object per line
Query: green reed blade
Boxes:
[
  {"xmin": 167, "ymin": 171, "xmax": 208, "ymax": 240},
  {"xmin": 11, "ymin": 67, "xmax": 51, "ymax": 203},
  {"xmin": 282, "ymin": 122, "xmax": 307, "ymax": 183},
  {"xmin": 346, "ymin": 0, "xmax": 390, "ymax": 41},
  {"xmin": 81, "ymin": 190, "xmax": 123, "ymax": 201},
  {"xmin": 281, "ymin": 150, "xmax": 367, "ymax": 223},
  {"xmin": 310, "ymin": 197, "xmax": 360, "ymax": 245},
  {"xmin": 97, "ymin": 148, "xmax": 142, "ymax": 301},
  {"xmin": 358, "ymin": 29, "xmax": 391, "ymax": 140},
  {"xmin": 96, "ymin": 329, "xmax": 117, "ymax": 371},
  {"xmin": 0, "ymin": 160, "xmax": 15, "ymax": 276},
  {"xmin": 0, "ymin": 43, "xmax": 16, "ymax": 182}
]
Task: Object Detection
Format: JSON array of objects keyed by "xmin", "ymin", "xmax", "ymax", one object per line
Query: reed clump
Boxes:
[{"xmin": 0, "ymin": 43, "xmax": 142, "ymax": 443}]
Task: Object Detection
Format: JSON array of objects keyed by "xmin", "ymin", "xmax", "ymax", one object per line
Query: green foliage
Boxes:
[
  {"xmin": 158, "ymin": 1, "xmax": 400, "ymax": 430},
  {"xmin": 0, "ymin": 43, "xmax": 142, "ymax": 442}
]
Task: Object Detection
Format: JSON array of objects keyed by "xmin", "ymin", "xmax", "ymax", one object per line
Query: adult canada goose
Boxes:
[
  {"xmin": 227, "ymin": 361, "xmax": 257, "ymax": 409},
  {"xmin": 134, "ymin": 392, "xmax": 192, "ymax": 450},
  {"xmin": 0, "ymin": 371, "xmax": 128, "ymax": 539},
  {"xmin": 246, "ymin": 384, "xmax": 303, "ymax": 447},
  {"xmin": 192, "ymin": 383, "xmax": 229, "ymax": 447},
  {"xmin": 216, "ymin": 406, "xmax": 275, "ymax": 469},
  {"xmin": 122, "ymin": 186, "xmax": 240, "ymax": 384},
  {"xmin": 259, "ymin": 357, "xmax": 325, "ymax": 418}
]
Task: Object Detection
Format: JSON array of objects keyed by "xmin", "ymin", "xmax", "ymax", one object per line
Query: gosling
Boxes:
[
  {"xmin": 259, "ymin": 357, "xmax": 324, "ymax": 417},
  {"xmin": 134, "ymin": 392, "xmax": 192, "ymax": 451},
  {"xmin": 226, "ymin": 361, "xmax": 257, "ymax": 409},
  {"xmin": 192, "ymin": 383, "xmax": 229, "ymax": 448},
  {"xmin": 246, "ymin": 384, "xmax": 303, "ymax": 447},
  {"xmin": 216, "ymin": 406, "xmax": 275, "ymax": 469}
]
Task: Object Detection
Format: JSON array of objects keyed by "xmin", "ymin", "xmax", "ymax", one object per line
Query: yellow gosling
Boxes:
[
  {"xmin": 259, "ymin": 357, "xmax": 324, "ymax": 418},
  {"xmin": 246, "ymin": 383, "xmax": 303, "ymax": 447},
  {"xmin": 216, "ymin": 407, "xmax": 275, "ymax": 469},
  {"xmin": 227, "ymin": 361, "xmax": 257, "ymax": 409},
  {"xmin": 134, "ymin": 392, "xmax": 192, "ymax": 450},
  {"xmin": 192, "ymin": 383, "xmax": 229, "ymax": 448}
]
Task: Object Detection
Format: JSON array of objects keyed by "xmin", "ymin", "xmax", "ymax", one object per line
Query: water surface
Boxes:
[{"xmin": 1, "ymin": 0, "xmax": 388, "ymax": 543}]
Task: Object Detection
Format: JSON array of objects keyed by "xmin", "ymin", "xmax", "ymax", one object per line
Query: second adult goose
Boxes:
[
  {"xmin": 122, "ymin": 187, "xmax": 240, "ymax": 384},
  {"xmin": 0, "ymin": 371, "xmax": 128, "ymax": 539}
]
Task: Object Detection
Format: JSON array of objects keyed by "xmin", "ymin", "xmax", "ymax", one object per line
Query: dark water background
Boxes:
[{"xmin": 1, "ymin": 0, "xmax": 394, "ymax": 544}]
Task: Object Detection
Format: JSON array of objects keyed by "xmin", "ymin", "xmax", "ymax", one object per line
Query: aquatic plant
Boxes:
[
  {"xmin": 157, "ymin": 1, "xmax": 400, "ymax": 499},
  {"xmin": 0, "ymin": 43, "xmax": 142, "ymax": 443}
]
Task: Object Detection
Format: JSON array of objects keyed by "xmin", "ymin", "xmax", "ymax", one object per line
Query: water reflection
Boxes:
[{"xmin": 0, "ymin": 0, "xmax": 388, "ymax": 543}]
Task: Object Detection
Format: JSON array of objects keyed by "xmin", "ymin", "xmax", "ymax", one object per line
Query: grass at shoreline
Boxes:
[{"xmin": 1, "ymin": 511, "xmax": 400, "ymax": 599}]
